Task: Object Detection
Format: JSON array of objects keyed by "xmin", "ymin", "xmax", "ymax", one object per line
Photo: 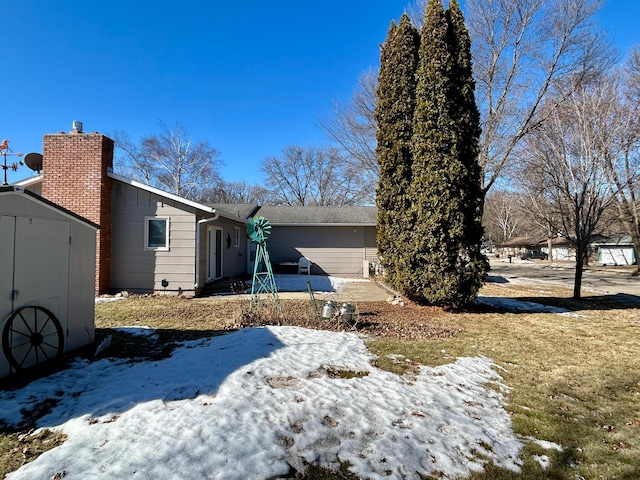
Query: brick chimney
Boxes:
[{"xmin": 42, "ymin": 124, "xmax": 114, "ymax": 293}]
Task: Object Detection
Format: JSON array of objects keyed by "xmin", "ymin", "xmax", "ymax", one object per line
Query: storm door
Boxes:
[{"xmin": 207, "ymin": 226, "xmax": 223, "ymax": 281}]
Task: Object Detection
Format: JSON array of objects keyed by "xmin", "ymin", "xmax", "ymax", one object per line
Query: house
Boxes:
[
  {"xmin": 14, "ymin": 125, "xmax": 377, "ymax": 296},
  {"xmin": 498, "ymin": 236, "xmax": 545, "ymax": 256},
  {"xmin": 0, "ymin": 186, "xmax": 97, "ymax": 377},
  {"xmin": 541, "ymin": 236, "xmax": 575, "ymax": 261},
  {"xmin": 592, "ymin": 234, "xmax": 638, "ymax": 265},
  {"xmin": 213, "ymin": 204, "xmax": 378, "ymax": 277}
]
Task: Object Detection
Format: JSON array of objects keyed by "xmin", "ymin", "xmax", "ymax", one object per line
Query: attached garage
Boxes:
[
  {"xmin": 249, "ymin": 205, "xmax": 378, "ymax": 278},
  {"xmin": 0, "ymin": 186, "xmax": 97, "ymax": 378}
]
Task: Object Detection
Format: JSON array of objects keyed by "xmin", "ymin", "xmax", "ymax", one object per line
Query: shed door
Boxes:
[
  {"xmin": 0, "ymin": 215, "xmax": 16, "ymax": 322},
  {"xmin": 13, "ymin": 217, "xmax": 70, "ymax": 336},
  {"xmin": 0, "ymin": 216, "xmax": 16, "ymax": 377}
]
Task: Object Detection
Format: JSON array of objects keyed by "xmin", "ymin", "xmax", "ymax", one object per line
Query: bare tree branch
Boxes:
[
  {"xmin": 111, "ymin": 121, "xmax": 222, "ymax": 201},
  {"xmin": 520, "ymin": 82, "xmax": 617, "ymax": 297},
  {"xmin": 406, "ymin": 0, "xmax": 613, "ymax": 195},
  {"xmin": 319, "ymin": 71, "xmax": 379, "ymax": 203},
  {"xmin": 260, "ymin": 145, "xmax": 370, "ymax": 206}
]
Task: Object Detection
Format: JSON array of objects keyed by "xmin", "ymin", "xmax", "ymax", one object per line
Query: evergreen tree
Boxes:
[
  {"xmin": 400, "ymin": 0, "xmax": 486, "ymax": 307},
  {"xmin": 375, "ymin": 15, "xmax": 420, "ymax": 288},
  {"xmin": 446, "ymin": 0, "xmax": 489, "ymax": 301}
]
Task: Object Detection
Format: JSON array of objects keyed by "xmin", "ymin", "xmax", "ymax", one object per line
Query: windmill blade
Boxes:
[{"xmin": 247, "ymin": 216, "xmax": 272, "ymax": 244}]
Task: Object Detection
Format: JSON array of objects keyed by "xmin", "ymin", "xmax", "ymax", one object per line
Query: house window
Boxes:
[
  {"xmin": 234, "ymin": 227, "xmax": 240, "ymax": 248},
  {"xmin": 145, "ymin": 217, "xmax": 169, "ymax": 251}
]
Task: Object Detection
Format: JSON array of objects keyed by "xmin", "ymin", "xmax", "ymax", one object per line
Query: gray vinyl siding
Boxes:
[
  {"xmin": 111, "ymin": 181, "xmax": 198, "ymax": 294},
  {"xmin": 268, "ymin": 226, "xmax": 369, "ymax": 277},
  {"xmin": 194, "ymin": 216, "xmax": 248, "ymax": 287}
]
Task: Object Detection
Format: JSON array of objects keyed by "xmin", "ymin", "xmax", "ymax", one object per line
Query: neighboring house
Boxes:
[
  {"xmin": 540, "ymin": 236, "xmax": 574, "ymax": 261},
  {"xmin": 593, "ymin": 234, "xmax": 638, "ymax": 265},
  {"xmin": 498, "ymin": 236, "xmax": 545, "ymax": 256},
  {"xmin": 14, "ymin": 125, "xmax": 377, "ymax": 295}
]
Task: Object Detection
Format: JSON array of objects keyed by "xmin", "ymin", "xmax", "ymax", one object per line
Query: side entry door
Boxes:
[{"xmin": 207, "ymin": 227, "xmax": 223, "ymax": 281}]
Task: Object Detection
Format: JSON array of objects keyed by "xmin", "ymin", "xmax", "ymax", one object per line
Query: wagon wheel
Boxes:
[{"xmin": 2, "ymin": 306, "xmax": 64, "ymax": 371}]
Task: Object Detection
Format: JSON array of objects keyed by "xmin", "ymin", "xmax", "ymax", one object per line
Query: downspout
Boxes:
[{"xmin": 195, "ymin": 213, "xmax": 220, "ymax": 290}]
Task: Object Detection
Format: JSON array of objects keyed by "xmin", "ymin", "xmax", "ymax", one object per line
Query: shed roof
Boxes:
[{"xmin": 0, "ymin": 186, "xmax": 99, "ymax": 229}]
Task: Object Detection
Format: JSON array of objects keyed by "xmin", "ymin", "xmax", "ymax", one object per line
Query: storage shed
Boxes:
[{"xmin": 0, "ymin": 186, "xmax": 98, "ymax": 378}]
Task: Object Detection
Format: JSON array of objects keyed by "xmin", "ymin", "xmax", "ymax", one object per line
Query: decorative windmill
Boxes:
[{"xmin": 246, "ymin": 216, "xmax": 280, "ymax": 309}]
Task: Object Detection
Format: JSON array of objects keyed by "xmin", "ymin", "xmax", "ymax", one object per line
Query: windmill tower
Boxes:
[{"xmin": 246, "ymin": 216, "xmax": 280, "ymax": 309}]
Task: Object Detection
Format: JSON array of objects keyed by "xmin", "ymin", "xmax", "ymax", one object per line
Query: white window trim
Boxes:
[
  {"xmin": 144, "ymin": 216, "xmax": 170, "ymax": 251},
  {"xmin": 233, "ymin": 226, "xmax": 240, "ymax": 248}
]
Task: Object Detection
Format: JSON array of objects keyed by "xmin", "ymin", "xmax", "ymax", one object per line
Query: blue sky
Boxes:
[{"xmin": 2, "ymin": 1, "xmax": 639, "ymax": 186}]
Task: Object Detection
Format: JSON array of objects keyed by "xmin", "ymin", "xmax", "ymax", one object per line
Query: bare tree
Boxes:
[
  {"xmin": 110, "ymin": 130, "xmax": 153, "ymax": 184},
  {"xmin": 522, "ymin": 83, "xmax": 616, "ymax": 298},
  {"xmin": 260, "ymin": 145, "xmax": 369, "ymax": 206},
  {"xmin": 320, "ymin": 70, "xmax": 378, "ymax": 203},
  {"xmin": 410, "ymin": 0, "xmax": 613, "ymax": 196},
  {"xmin": 625, "ymin": 45, "xmax": 640, "ymax": 104},
  {"xmin": 600, "ymin": 54, "xmax": 640, "ymax": 274},
  {"xmin": 112, "ymin": 121, "xmax": 222, "ymax": 201},
  {"xmin": 322, "ymin": 0, "xmax": 612, "ymax": 203},
  {"xmin": 471, "ymin": 0, "xmax": 615, "ymax": 194},
  {"xmin": 483, "ymin": 189, "xmax": 526, "ymax": 243},
  {"xmin": 198, "ymin": 180, "xmax": 267, "ymax": 205}
]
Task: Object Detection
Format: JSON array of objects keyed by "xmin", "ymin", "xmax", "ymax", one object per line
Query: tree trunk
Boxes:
[
  {"xmin": 573, "ymin": 243, "xmax": 590, "ymax": 299},
  {"xmin": 631, "ymin": 231, "xmax": 640, "ymax": 276},
  {"xmin": 573, "ymin": 255, "xmax": 584, "ymax": 299}
]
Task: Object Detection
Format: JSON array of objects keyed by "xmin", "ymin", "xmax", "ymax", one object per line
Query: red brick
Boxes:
[{"xmin": 42, "ymin": 132, "xmax": 113, "ymax": 294}]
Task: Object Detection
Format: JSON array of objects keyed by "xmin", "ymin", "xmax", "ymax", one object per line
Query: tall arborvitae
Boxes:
[
  {"xmin": 446, "ymin": 0, "xmax": 488, "ymax": 303},
  {"xmin": 375, "ymin": 14, "xmax": 420, "ymax": 289},
  {"xmin": 400, "ymin": 0, "xmax": 482, "ymax": 307}
]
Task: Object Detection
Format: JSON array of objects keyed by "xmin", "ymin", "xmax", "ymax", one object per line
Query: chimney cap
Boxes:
[{"xmin": 71, "ymin": 120, "xmax": 83, "ymax": 134}]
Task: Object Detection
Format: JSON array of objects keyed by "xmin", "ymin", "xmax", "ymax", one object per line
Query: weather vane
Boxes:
[{"xmin": 0, "ymin": 139, "xmax": 23, "ymax": 185}]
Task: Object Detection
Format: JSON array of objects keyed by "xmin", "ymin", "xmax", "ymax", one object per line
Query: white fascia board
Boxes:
[
  {"xmin": 269, "ymin": 222, "xmax": 376, "ymax": 227},
  {"xmin": 13, "ymin": 174, "xmax": 43, "ymax": 187},
  {"xmin": 108, "ymin": 171, "xmax": 216, "ymax": 214}
]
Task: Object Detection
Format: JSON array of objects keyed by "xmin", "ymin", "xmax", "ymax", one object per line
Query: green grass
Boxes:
[{"xmin": 2, "ymin": 284, "xmax": 640, "ymax": 479}]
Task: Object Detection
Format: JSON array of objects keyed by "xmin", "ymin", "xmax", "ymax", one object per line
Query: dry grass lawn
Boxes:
[{"xmin": 1, "ymin": 279, "xmax": 639, "ymax": 479}]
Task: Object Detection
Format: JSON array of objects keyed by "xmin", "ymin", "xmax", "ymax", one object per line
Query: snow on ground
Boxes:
[
  {"xmin": 3, "ymin": 276, "xmax": 572, "ymax": 479},
  {"xmin": 274, "ymin": 274, "xmax": 367, "ymax": 293},
  {"xmin": 1, "ymin": 326, "xmax": 524, "ymax": 480},
  {"xmin": 474, "ymin": 296, "xmax": 572, "ymax": 314}
]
